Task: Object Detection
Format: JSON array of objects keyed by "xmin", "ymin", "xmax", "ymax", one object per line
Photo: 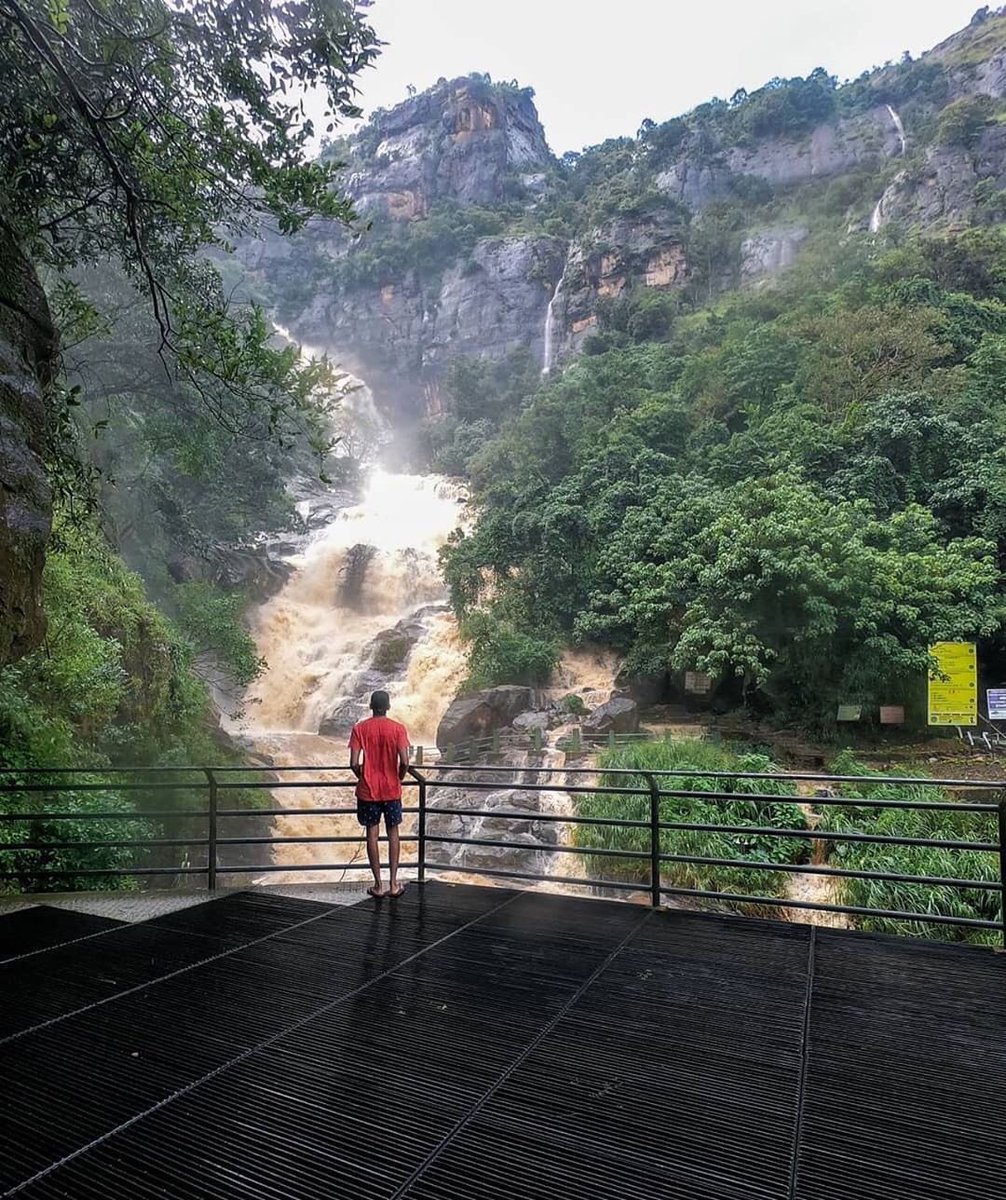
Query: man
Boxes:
[{"xmin": 349, "ymin": 690, "xmax": 410, "ymax": 898}]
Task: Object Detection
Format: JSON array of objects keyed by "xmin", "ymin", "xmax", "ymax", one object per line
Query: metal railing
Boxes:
[{"xmin": 1, "ymin": 764, "xmax": 1003, "ymax": 942}]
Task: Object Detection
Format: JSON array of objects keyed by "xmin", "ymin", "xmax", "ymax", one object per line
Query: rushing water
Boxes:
[
  {"xmin": 240, "ymin": 469, "xmax": 468, "ymax": 745},
  {"xmin": 230, "ymin": 328, "xmax": 619, "ymax": 886}
]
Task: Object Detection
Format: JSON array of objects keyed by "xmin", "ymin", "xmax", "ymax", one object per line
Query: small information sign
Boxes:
[
  {"xmin": 836, "ymin": 705, "xmax": 862, "ymax": 722},
  {"xmin": 880, "ymin": 706, "xmax": 905, "ymax": 725},
  {"xmin": 987, "ymin": 689, "xmax": 1006, "ymax": 721},
  {"xmin": 928, "ymin": 642, "xmax": 977, "ymax": 726},
  {"xmin": 684, "ymin": 671, "xmax": 712, "ymax": 695}
]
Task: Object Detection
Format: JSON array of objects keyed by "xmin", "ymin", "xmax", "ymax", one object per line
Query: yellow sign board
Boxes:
[{"xmin": 928, "ymin": 642, "xmax": 977, "ymax": 726}]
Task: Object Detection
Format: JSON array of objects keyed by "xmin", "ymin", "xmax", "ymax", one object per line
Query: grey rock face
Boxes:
[
  {"xmin": 656, "ymin": 109, "xmax": 899, "ymax": 211},
  {"xmin": 436, "ymin": 685, "xmax": 536, "ymax": 749},
  {"xmin": 741, "ymin": 226, "xmax": 809, "ymax": 280},
  {"xmin": 0, "ymin": 232, "xmax": 55, "ymax": 664},
  {"xmin": 289, "ymin": 232, "xmax": 563, "ymax": 418},
  {"xmin": 350, "ymin": 77, "xmax": 552, "ymax": 219},
  {"xmin": 583, "ymin": 696, "xmax": 640, "ymax": 735},
  {"xmin": 875, "ymin": 125, "xmax": 1006, "ymax": 227}
]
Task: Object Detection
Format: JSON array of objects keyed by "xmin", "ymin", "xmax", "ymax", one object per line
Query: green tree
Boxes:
[{"xmin": 0, "ymin": 0, "xmax": 377, "ymax": 433}]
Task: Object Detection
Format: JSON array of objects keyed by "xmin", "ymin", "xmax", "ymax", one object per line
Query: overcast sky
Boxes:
[{"xmin": 350, "ymin": 0, "xmax": 983, "ymax": 153}]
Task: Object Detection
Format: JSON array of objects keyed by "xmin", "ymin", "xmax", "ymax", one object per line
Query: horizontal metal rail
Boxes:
[{"xmin": 1, "ymin": 765, "xmax": 1003, "ymax": 944}]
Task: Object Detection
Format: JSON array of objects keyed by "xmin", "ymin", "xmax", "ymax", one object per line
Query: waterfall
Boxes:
[
  {"xmin": 542, "ymin": 293, "xmax": 557, "ymax": 374},
  {"xmin": 225, "ymin": 332, "xmax": 471, "ymax": 882},
  {"xmin": 869, "ymin": 196, "xmax": 884, "ymax": 234},
  {"xmin": 885, "ymin": 104, "xmax": 907, "ymax": 156},
  {"xmin": 239, "ymin": 469, "xmax": 468, "ymax": 745}
]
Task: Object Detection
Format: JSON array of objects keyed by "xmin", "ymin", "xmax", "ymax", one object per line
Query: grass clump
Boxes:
[
  {"xmin": 821, "ymin": 752, "xmax": 1002, "ymax": 946},
  {"xmin": 574, "ymin": 737, "xmax": 808, "ymax": 912}
]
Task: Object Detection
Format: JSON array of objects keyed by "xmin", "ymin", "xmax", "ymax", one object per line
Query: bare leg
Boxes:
[
  {"xmin": 387, "ymin": 823, "xmax": 401, "ymax": 895},
  {"xmin": 366, "ymin": 823, "xmax": 383, "ymax": 895}
]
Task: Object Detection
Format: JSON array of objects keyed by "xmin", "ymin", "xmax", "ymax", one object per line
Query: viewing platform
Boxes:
[{"xmin": 1, "ymin": 881, "xmax": 1003, "ymax": 1199}]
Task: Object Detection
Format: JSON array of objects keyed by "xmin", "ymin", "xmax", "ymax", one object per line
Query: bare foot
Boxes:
[
  {"xmin": 367, "ymin": 885, "xmax": 385, "ymax": 899},
  {"xmin": 387, "ymin": 884, "xmax": 406, "ymax": 899}
]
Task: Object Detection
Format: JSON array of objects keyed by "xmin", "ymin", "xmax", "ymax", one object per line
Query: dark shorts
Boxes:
[{"xmin": 356, "ymin": 799, "xmax": 403, "ymax": 829}]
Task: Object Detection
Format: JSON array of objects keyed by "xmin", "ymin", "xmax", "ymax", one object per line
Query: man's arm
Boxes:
[
  {"xmin": 350, "ymin": 746, "xmax": 362, "ymax": 780},
  {"xmin": 398, "ymin": 728, "xmax": 410, "ymax": 781}
]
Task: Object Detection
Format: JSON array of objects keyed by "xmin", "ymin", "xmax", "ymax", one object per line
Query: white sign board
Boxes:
[{"xmin": 987, "ymin": 689, "xmax": 1006, "ymax": 721}]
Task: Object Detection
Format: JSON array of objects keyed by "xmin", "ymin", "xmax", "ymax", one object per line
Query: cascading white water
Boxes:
[
  {"xmin": 240, "ymin": 469, "xmax": 468, "ymax": 747},
  {"xmin": 886, "ymin": 104, "xmax": 907, "ymax": 156},
  {"xmin": 542, "ymin": 258, "xmax": 569, "ymax": 374},
  {"xmin": 542, "ymin": 295, "xmax": 557, "ymax": 375},
  {"xmin": 225, "ymin": 331, "xmax": 472, "ymax": 881},
  {"xmin": 869, "ymin": 197, "xmax": 884, "ymax": 234},
  {"xmin": 869, "ymin": 106, "xmax": 907, "ymax": 234}
]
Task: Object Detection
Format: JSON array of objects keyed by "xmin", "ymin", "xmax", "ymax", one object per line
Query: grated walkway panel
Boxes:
[
  {"xmin": 0, "ymin": 906, "xmax": 123, "ymax": 963},
  {"xmin": 1, "ymin": 884, "xmax": 1003, "ymax": 1200}
]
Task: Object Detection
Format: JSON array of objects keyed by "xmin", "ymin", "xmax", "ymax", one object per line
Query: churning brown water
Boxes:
[{"xmin": 229, "ymin": 470, "xmax": 470, "ymax": 882}]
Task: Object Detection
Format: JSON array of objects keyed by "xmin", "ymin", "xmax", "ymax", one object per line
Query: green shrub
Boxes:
[
  {"xmin": 461, "ymin": 609, "xmax": 559, "ymax": 689},
  {"xmin": 574, "ymin": 739, "xmax": 807, "ymax": 911},
  {"xmin": 821, "ymin": 753, "xmax": 1001, "ymax": 945}
]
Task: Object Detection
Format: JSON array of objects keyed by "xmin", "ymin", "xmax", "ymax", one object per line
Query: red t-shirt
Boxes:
[{"xmin": 348, "ymin": 716, "xmax": 410, "ymax": 802}]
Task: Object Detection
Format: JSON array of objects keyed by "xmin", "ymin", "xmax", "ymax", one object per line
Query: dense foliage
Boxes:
[{"xmin": 444, "ymin": 230, "xmax": 1006, "ymax": 723}]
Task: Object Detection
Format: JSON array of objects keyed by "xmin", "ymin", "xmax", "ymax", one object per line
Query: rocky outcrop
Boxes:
[
  {"xmin": 741, "ymin": 226, "xmax": 809, "ymax": 281},
  {"xmin": 871, "ymin": 124, "xmax": 1006, "ymax": 228},
  {"xmin": 550, "ymin": 211, "xmax": 688, "ymax": 364},
  {"xmin": 583, "ymin": 696, "xmax": 640, "ymax": 735},
  {"xmin": 287, "ymin": 232, "xmax": 563, "ymax": 417},
  {"xmin": 349, "ymin": 77, "xmax": 552, "ymax": 219},
  {"xmin": 0, "ymin": 232, "xmax": 55, "ymax": 664},
  {"xmin": 656, "ymin": 109, "xmax": 900, "ymax": 211},
  {"xmin": 436, "ymin": 684, "xmax": 535, "ymax": 750}
]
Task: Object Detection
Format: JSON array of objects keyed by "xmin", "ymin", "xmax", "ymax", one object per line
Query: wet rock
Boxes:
[
  {"xmin": 512, "ymin": 711, "xmax": 551, "ymax": 733},
  {"xmin": 583, "ymin": 696, "xmax": 640, "ymax": 735},
  {"xmin": 368, "ymin": 625, "xmax": 418, "ymax": 674},
  {"xmin": 436, "ymin": 685, "xmax": 535, "ymax": 750},
  {"xmin": 319, "ymin": 700, "xmax": 369, "ymax": 738}
]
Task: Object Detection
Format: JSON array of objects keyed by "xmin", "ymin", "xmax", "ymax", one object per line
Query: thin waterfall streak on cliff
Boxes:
[
  {"xmin": 542, "ymin": 267, "xmax": 566, "ymax": 374},
  {"xmin": 542, "ymin": 293, "xmax": 557, "ymax": 374},
  {"xmin": 886, "ymin": 104, "xmax": 907, "ymax": 156},
  {"xmin": 869, "ymin": 196, "xmax": 884, "ymax": 234}
]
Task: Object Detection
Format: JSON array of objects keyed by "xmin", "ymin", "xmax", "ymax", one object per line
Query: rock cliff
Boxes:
[
  {"xmin": 242, "ymin": 13, "xmax": 1006, "ymax": 424},
  {"xmin": 0, "ymin": 231, "xmax": 55, "ymax": 664}
]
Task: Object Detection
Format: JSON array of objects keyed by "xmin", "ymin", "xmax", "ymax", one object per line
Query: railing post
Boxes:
[
  {"xmin": 645, "ymin": 772, "xmax": 661, "ymax": 909},
  {"xmin": 411, "ymin": 767, "xmax": 428, "ymax": 885},
  {"xmin": 998, "ymin": 793, "xmax": 1006, "ymax": 948},
  {"xmin": 415, "ymin": 744, "xmax": 424, "ymax": 767},
  {"xmin": 204, "ymin": 768, "xmax": 218, "ymax": 892}
]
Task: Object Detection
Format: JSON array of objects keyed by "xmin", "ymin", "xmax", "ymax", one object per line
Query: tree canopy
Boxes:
[{"xmin": 0, "ymin": 0, "xmax": 377, "ymax": 374}]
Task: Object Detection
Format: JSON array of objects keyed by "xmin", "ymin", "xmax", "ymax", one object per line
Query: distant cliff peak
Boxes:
[{"xmin": 347, "ymin": 73, "xmax": 553, "ymax": 219}]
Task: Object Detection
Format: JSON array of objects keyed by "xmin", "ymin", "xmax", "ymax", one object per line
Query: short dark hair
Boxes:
[{"xmin": 370, "ymin": 689, "xmax": 390, "ymax": 714}]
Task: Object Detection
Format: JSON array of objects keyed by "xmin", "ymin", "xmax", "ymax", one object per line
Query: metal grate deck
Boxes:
[{"xmin": 0, "ymin": 884, "xmax": 1003, "ymax": 1199}]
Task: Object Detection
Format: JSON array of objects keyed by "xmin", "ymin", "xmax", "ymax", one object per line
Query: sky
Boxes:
[{"xmin": 350, "ymin": 0, "xmax": 984, "ymax": 154}]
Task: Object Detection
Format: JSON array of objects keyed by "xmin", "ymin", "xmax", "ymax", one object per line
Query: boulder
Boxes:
[
  {"xmin": 319, "ymin": 700, "xmax": 368, "ymax": 738},
  {"xmin": 583, "ymin": 696, "xmax": 640, "ymax": 735},
  {"xmin": 512, "ymin": 711, "xmax": 550, "ymax": 734},
  {"xmin": 436, "ymin": 685, "xmax": 534, "ymax": 750}
]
